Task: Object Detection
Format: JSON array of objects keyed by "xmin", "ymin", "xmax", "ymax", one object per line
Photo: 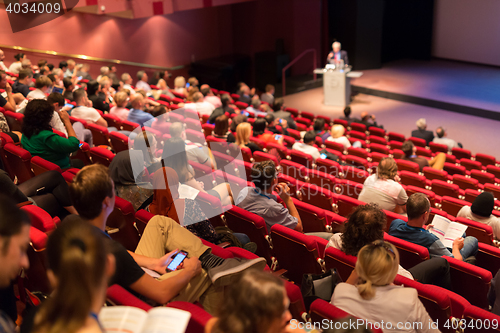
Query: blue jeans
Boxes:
[
  {"xmin": 233, "ymin": 232, "xmax": 250, "ymax": 245},
  {"xmin": 459, "ymin": 236, "xmax": 479, "ymax": 259}
]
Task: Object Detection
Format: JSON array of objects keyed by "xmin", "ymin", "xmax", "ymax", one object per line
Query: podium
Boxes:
[{"xmin": 314, "ymin": 68, "xmax": 363, "ymax": 107}]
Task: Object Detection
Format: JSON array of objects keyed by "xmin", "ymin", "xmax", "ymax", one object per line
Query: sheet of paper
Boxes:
[
  {"xmin": 442, "ymin": 222, "xmax": 468, "ymax": 249},
  {"xmin": 429, "ymin": 214, "xmax": 450, "ymax": 243},
  {"xmin": 141, "ymin": 307, "xmax": 190, "ymax": 333},
  {"xmin": 142, "ymin": 267, "xmax": 161, "ymax": 279},
  {"xmin": 99, "ymin": 306, "xmax": 147, "ymax": 333}
]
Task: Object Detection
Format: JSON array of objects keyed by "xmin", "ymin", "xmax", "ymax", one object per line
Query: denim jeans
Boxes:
[
  {"xmin": 233, "ymin": 232, "xmax": 250, "ymax": 245},
  {"xmin": 459, "ymin": 236, "xmax": 479, "ymax": 259}
]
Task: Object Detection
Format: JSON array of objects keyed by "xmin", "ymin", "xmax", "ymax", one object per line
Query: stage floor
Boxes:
[{"xmin": 350, "ymin": 59, "xmax": 500, "ymax": 118}]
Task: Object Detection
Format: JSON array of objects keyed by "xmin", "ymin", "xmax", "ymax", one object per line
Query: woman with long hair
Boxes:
[
  {"xmin": 331, "ymin": 241, "xmax": 439, "ymax": 333},
  {"xmin": 162, "ymin": 137, "xmax": 234, "ymax": 206},
  {"xmin": 235, "ymin": 122, "xmax": 262, "ymax": 154},
  {"xmin": 21, "ymin": 99, "xmax": 82, "ymax": 169},
  {"xmin": 205, "ymin": 270, "xmax": 296, "ymax": 333},
  {"xmin": 213, "ymin": 115, "xmax": 235, "ymax": 143},
  {"xmin": 32, "ymin": 218, "xmax": 114, "ymax": 333}
]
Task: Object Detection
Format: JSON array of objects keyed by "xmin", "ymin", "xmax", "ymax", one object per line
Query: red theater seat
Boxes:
[{"xmin": 3, "ymin": 143, "xmax": 33, "ymax": 183}]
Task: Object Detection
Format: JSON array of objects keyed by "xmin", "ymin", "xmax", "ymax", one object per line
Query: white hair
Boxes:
[{"xmin": 333, "ymin": 41, "xmax": 341, "ymax": 48}]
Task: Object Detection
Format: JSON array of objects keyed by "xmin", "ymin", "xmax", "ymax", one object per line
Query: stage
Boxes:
[
  {"xmin": 282, "ymin": 59, "xmax": 500, "ymax": 159},
  {"xmin": 351, "ymin": 59, "xmax": 500, "ymax": 120}
]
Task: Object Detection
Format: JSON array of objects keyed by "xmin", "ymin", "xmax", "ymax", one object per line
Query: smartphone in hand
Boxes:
[{"xmin": 166, "ymin": 251, "xmax": 188, "ymax": 272}]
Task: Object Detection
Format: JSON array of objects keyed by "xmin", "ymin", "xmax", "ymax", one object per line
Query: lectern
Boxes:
[{"xmin": 314, "ymin": 68, "xmax": 363, "ymax": 107}]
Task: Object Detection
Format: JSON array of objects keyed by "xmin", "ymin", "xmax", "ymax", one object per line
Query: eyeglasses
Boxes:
[{"xmin": 370, "ymin": 240, "xmax": 396, "ymax": 259}]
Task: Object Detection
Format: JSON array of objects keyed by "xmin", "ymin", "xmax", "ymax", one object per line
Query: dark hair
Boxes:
[
  {"xmin": 251, "ymin": 160, "xmax": 276, "ymax": 191},
  {"xmin": 40, "ymin": 67, "xmax": 50, "ymax": 76},
  {"xmin": 200, "ymin": 87, "xmax": 211, "ymax": 97},
  {"xmin": 47, "ymin": 74, "xmax": 56, "ymax": 83},
  {"xmin": 214, "ymin": 115, "xmax": 229, "ymax": 136},
  {"xmin": 22, "ymin": 100, "xmax": 54, "ymax": 138},
  {"xmin": 35, "ymin": 218, "xmax": 108, "ymax": 333},
  {"xmin": 401, "ymin": 140, "xmax": 414, "ymax": 158},
  {"xmin": 343, "ymin": 106, "xmax": 351, "ymax": 118},
  {"xmin": 251, "ymin": 98, "xmax": 260, "ymax": 109},
  {"xmin": 265, "ymin": 84, "xmax": 275, "ymax": 92},
  {"xmin": 47, "ymin": 92, "xmax": 65, "ymax": 107},
  {"xmin": 313, "ymin": 118, "xmax": 325, "ymax": 132},
  {"xmin": 341, "ymin": 204, "xmax": 387, "ymax": 256},
  {"xmin": 73, "ymin": 88, "xmax": 87, "ymax": 104},
  {"xmin": 162, "ymin": 137, "xmax": 191, "ymax": 183},
  {"xmin": 59, "ymin": 61, "xmax": 68, "ymax": 69},
  {"xmin": 47, "ymin": 63, "xmax": 54, "ymax": 71},
  {"xmin": 14, "ymin": 53, "xmax": 25, "ymax": 61},
  {"xmin": 273, "ymin": 98, "xmax": 284, "ymax": 111},
  {"xmin": 221, "ymin": 94, "xmax": 231, "ymax": 106},
  {"xmin": 86, "ymin": 80, "xmax": 100, "ymax": 96},
  {"xmin": 63, "ymin": 77, "xmax": 73, "ymax": 89},
  {"xmin": 151, "ymin": 105, "xmax": 167, "ymax": 118},
  {"xmin": 230, "ymin": 114, "xmax": 247, "ymax": 132},
  {"xmin": 436, "ymin": 127, "xmax": 445, "ymax": 138},
  {"xmin": 406, "ymin": 193, "xmax": 430, "ymax": 220},
  {"xmin": 0, "ymin": 194, "xmax": 30, "ymax": 255},
  {"xmin": 69, "ymin": 165, "xmax": 115, "ymax": 220},
  {"xmin": 212, "ymin": 270, "xmax": 285, "ymax": 333},
  {"xmin": 253, "ymin": 118, "xmax": 267, "ymax": 136},
  {"xmin": 264, "ymin": 114, "xmax": 275, "ymax": 125},
  {"xmin": 18, "ymin": 69, "xmax": 33, "ymax": 81},
  {"xmin": 303, "ymin": 131, "xmax": 316, "ymax": 144},
  {"xmin": 37, "ymin": 59, "xmax": 47, "ymax": 68}
]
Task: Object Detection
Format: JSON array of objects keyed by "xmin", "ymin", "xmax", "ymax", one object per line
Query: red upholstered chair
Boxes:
[
  {"xmin": 429, "ymin": 142, "xmax": 449, "ymax": 153},
  {"xmin": 229, "ymin": 93, "xmax": 239, "ymax": 102},
  {"xmin": 460, "ymin": 158, "xmax": 483, "ymax": 172},
  {"xmin": 399, "ymin": 170, "xmax": 430, "ymax": 190},
  {"xmin": 185, "ymin": 118, "xmax": 202, "ymax": 132},
  {"xmin": 452, "ymin": 174, "xmax": 479, "ymax": 191},
  {"xmin": 463, "ymin": 188, "xmax": 480, "ymax": 204},
  {"xmin": 184, "ymin": 109, "xmax": 200, "ymax": 120},
  {"xmin": 344, "ymin": 155, "xmax": 370, "ymax": 170},
  {"xmin": 300, "ymin": 111, "xmax": 315, "ymax": 122},
  {"xmin": 324, "ymin": 246, "xmax": 356, "ymax": 281},
  {"xmin": 383, "ymin": 233, "xmax": 429, "ymax": 269},
  {"xmin": 444, "ymin": 256, "xmax": 492, "ymax": 309},
  {"xmin": 308, "ymin": 168, "xmax": 336, "ymax": 190},
  {"xmin": 185, "ymin": 129, "xmax": 206, "ymax": 145},
  {"xmin": 368, "ymin": 143, "xmax": 390, "ymax": 155},
  {"xmin": 171, "ymin": 91, "xmax": 186, "ymax": 99},
  {"xmin": 87, "ymin": 123, "xmax": 110, "ymax": 147},
  {"xmin": 211, "ymin": 151, "xmax": 245, "ymax": 180},
  {"xmin": 349, "ymin": 122, "xmax": 366, "ymax": 133},
  {"xmin": 167, "ymin": 301, "xmax": 213, "ymax": 333},
  {"xmin": 333, "ymin": 118, "xmax": 348, "ymax": 128},
  {"xmin": 283, "ymin": 280, "xmax": 308, "ymax": 321},
  {"xmin": 348, "ymin": 130, "xmax": 366, "ymax": 141},
  {"xmin": 25, "ymin": 226, "xmax": 51, "ymax": 294},
  {"xmin": 266, "ymin": 142, "xmax": 289, "ymax": 159},
  {"xmin": 194, "ymin": 191, "xmax": 225, "ymax": 228},
  {"xmin": 72, "ymin": 141, "xmax": 92, "ymax": 166},
  {"xmin": 282, "ymin": 107, "xmax": 298, "ymax": 118},
  {"xmin": 405, "ymin": 185, "xmax": 437, "ymax": 207},
  {"xmin": 332, "ymin": 194, "xmax": 365, "ymax": 218},
  {"xmin": 89, "ymin": 147, "xmax": 115, "ymax": 167},
  {"xmin": 201, "ymin": 123, "xmax": 214, "ymax": 137},
  {"xmin": 289, "ymin": 150, "xmax": 314, "ymax": 169},
  {"xmin": 102, "ymin": 114, "xmax": 122, "ymax": 130},
  {"xmin": 295, "ymin": 182, "xmax": 336, "ymax": 212},
  {"xmin": 188, "ymin": 160, "xmax": 215, "ymax": 188},
  {"xmin": 292, "ymin": 198, "xmax": 332, "ymax": 233},
  {"xmin": 0, "ymin": 132, "xmax": 15, "ymax": 180},
  {"xmin": 388, "ymin": 132, "xmax": 405, "ymax": 142},
  {"xmin": 416, "ymin": 146, "xmax": 433, "ymax": 158},
  {"xmin": 423, "ymin": 166, "xmax": 451, "ymax": 182},
  {"xmin": 484, "ymin": 183, "xmax": 500, "ymax": 200},
  {"xmin": 340, "ymin": 166, "xmax": 369, "ymax": 184},
  {"xmin": 22, "ymin": 205, "xmax": 59, "ymax": 233},
  {"xmin": 475, "ymin": 153, "xmax": 497, "ymax": 168},
  {"xmin": 463, "ymin": 306, "xmax": 500, "ymax": 332},
  {"xmin": 270, "ymin": 224, "xmax": 324, "ymax": 285},
  {"xmin": 235, "ymin": 101, "xmax": 248, "ymax": 110},
  {"xmin": 324, "ymin": 141, "xmax": 345, "ymax": 154},
  {"xmin": 224, "ymin": 206, "xmax": 274, "ymax": 266},
  {"xmin": 476, "ymin": 243, "xmax": 500, "ymax": 277},
  {"xmin": 444, "ymin": 162, "xmax": 467, "ymax": 176},
  {"xmin": 440, "ymin": 196, "xmax": 470, "ymax": 216},
  {"xmin": 106, "ymin": 284, "xmax": 152, "ymax": 310},
  {"xmin": 109, "ymin": 132, "xmax": 129, "ymax": 153},
  {"xmin": 451, "ymin": 147, "xmax": 471, "ymax": 160},
  {"xmin": 121, "ymin": 119, "xmax": 140, "ymax": 132},
  {"xmin": 396, "ymin": 159, "xmax": 420, "ymax": 174},
  {"xmin": 315, "ymin": 158, "xmax": 342, "ymax": 178},
  {"xmin": 30, "ymin": 156, "xmax": 61, "ymax": 175},
  {"xmin": 368, "ymin": 126, "xmax": 386, "ymax": 138},
  {"xmin": 316, "ymin": 115, "xmax": 331, "ymax": 124},
  {"xmin": 106, "ymin": 197, "xmax": 140, "ymax": 252},
  {"xmin": 347, "ymin": 146, "xmax": 369, "ymax": 159},
  {"xmin": 431, "ymin": 179, "xmax": 461, "ymax": 199},
  {"xmin": 487, "ymin": 165, "xmax": 500, "ymax": 179},
  {"xmin": 455, "ymin": 217, "xmax": 494, "ymax": 246},
  {"xmin": 280, "ymin": 160, "xmax": 309, "ymax": 182},
  {"xmin": 383, "ymin": 209, "xmax": 408, "ymax": 232},
  {"xmin": 213, "ymin": 170, "xmax": 251, "ymax": 199},
  {"xmin": 4, "ymin": 111, "xmax": 24, "ymax": 132},
  {"xmin": 408, "ymin": 136, "xmax": 427, "ymax": 147},
  {"xmin": 334, "ymin": 179, "xmax": 364, "ymax": 200},
  {"xmin": 367, "ymin": 135, "xmax": 387, "ymax": 145},
  {"xmin": 295, "ymin": 117, "xmax": 312, "ymax": 127},
  {"xmin": 391, "ymin": 148, "xmax": 405, "ymax": 159},
  {"xmin": 470, "ymin": 169, "xmax": 495, "ymax": 185},
  {"xmin": 3, "ymin": 143, "xmax": 33, "ymax": 183},
  {"xmin": 445, "ymin": 154, "xmax": 457, "ymax": 164}
]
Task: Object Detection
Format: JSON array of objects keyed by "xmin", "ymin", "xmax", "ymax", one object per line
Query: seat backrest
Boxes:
[
  {"xmin": 405, "ymin": 185, "xmax": 436, "ymax": 207},
  {"xmin": 26, "ymin": 226, "xmax": 51, "ymax": 294},
  {"xmin": 452, "ymin": 174, "xmax": 479, "ymax": 191},
  {"xmin": 185, "ymin": 117, "xmax": 202, "ymax": 131},
  {"xmin": 444, "ymin": 162, "xmax": 467, "ymax": 176},
  {"xmin": 324, "ymin": 140, "xmax": 345, "ymax": 154},
  {"xmin": 423, "ymin": 166, "xmax": 449, "ymax": 182},
  {"xmin": 399, "ymin": 170, "xmax": 428, "ymax": 189},
  {"xmin": 429, "ymin": 142, "xmax": 449, "ymax": 153},
  {"xmin": 270, "ymin": 224, "xmax": 323, "ymax": 285},
  {"xmin": 334, "ymin": 179, "xmax": 363, "ymax": 199},
  {"xmin": 298, "ymin": 183, "xmax": 336, "ymax": 212},
  {"xmin": 308, "ymin": 169, "xmax": 336, "ymax": 191},
  {"xmin": 292, "ymin": 198, "xmax": 329, "ymax": 233},
  {"xmin": 396, "ymin": 159, "xmax": 420, "ymax": 173},
  {"xmin": 289, "ymin": 150, "xmax": 314, "ymax": 169},
  {"xmin": 224, "ymin": 206, "xmax": 274, "ymax": 266},
  {"xmin": 121, "ymin": 119, "xmax": 140, "ymax": 132},
  {"xmin": 475, "ymin": 153, "xmax": 496, "ymax": 168},
  {"xmin": 87, "ymin": 123, "xmax": 110, "ymax": 147},
  {"xmin": 30, "ymin": 156, "xmax": 62, "ymax": 176},
  {"xmin": 4, "ymin": 143, "xmax": 33, "ymax": 183},
  {"xmin": 431, "ymin": 179, "xmax": 460, "ymax": 199},
  {"xmin": 213, "ymin": 170, "xmax": 249, "ymax": 199},
  {"xmin": 367, "ymin": 135, "xmax": 387, "ymax": 145},
  {"xmin": 0, "ymin": 132, "xmax": 15, "ymax": 180},
  {"xmin": 368, "ymin": 143, "xmax": 390, "ymax": 154},
  {"xmin": 333, "ymin": 194, "xmax": 365, "ymax": 218},
  {"xmin": 102, "ymin": 114, "xmax": 122, "ymax": 130},
  {"xmin": 460, "ymin": 158, "xmax": 483, "ymax": 171},
  {"xmin": 22, "ymin": 205, "xmax": 58, "ymax": 233},
  {"xmin": 463, "ymin": 305, "xmax": 500, "ymax": 332},
  {"xmin": 470, "ymin": 169, "xmax": 495, "ymax": 185},
  {"xmin": 383, "ymin": 233, "xmax": 429, "ymax": 269},
  {"xmin": 484, "ymin": 183, "xmax": 500, "ymax": 200},
  {"xmin": 388, "ymin": 132, "xmax": 405, "ymax": 142},
  {"xmin": 487, "ymin": 165, "xmax": 500, "ymax": 179},
  {"xmin": 89, "ymin": 147, "xmax": 115, "ymax": 167},
  {"xmin": 451, "ymin": 147, "xmax": 471, "ymax": 160},
  {"xmin": 106, "ymin": 197, "xmax": 140, "ymax": 251},
  {"xmin": 347, "ymin": 146, "xmax": 369, "ymax": 159},
  {"xmin": 315, "ymin": 158, "xmax": 341, "ymax": 178},
  {"xmin": 383, "ymin": 209, "xmax": 408, "ymax": 232},
  {"xmin": 368, "ymin": 126, "xmax": 385, "ymax": 138},
  {"xmin": 476, "ymin": 243, "xmax": 500, "ymax": 277},
  {"xmin": 350, "ymin": 122, "xmax": 366, "ymax": 133},
  {"xmin": 440, "ymin": 196, "xmax": 470, "ymax": 216},
  {"xmin": 445, "ymin": 256, "xmax": 492, "ymax": 309},
  {"xmin": 279, "ymin": 160, "xmax": 309, "ymax": 182},
  {"xmin": 324, "ymin": 246, "xmax": 357, "ymax": 281},
  {"xmin": 455, "ymin": 217, "xmax": 494, "ymax": 245},
  {"xmin": 345, "ymin": 155, "xmax": 370, "ymax": 169},
  {"xmin": 408, "ymin": 136, "xmax": 427, "ymax": 147},
  {"xmin": 185, "ymin": 129, "xmax": 206, "ymax": 145},
  {"xmin": 340, "ymin": 166, "xmax": 369, "ymax": 184},
  {"xmin": 416, "ymin": 146, "xmax": 433, "ymax": 157},
  {"xmin": 4, "ymin": 111, "xmax": 24, "ymax": 132},
  {"xmin": 109, "ymin": 132, "xmax": 129, "ymax": 153},
  {"xmin": 348, "ymin": 130, "xmax": 366, "ymax": 141}
]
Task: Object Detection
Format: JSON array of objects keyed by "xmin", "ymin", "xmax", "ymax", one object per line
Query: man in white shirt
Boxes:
[
  {"xmin": 26, "ymin": 76, "xmax": 52, "ymax": 101},
  {"xmin": 200, "ymin": 84, "xmax": 221, "ymax": 108},
  {"xmin": 183, "ymin": 92, "xmax": 215, "ymax": 116},
  {"xmin": 121, "ymin": 73, "xmax": 136, "ymax": 94},
  {"xmin": 169, "ymin": 121, "xmax": 213, "ymax": 169},
  {"xmin": 292, "ymin": 131, "xmax": 320, "ymax": 160},
  {"xmin": 64, "ymin": 59, "xmax": 76, "ymax": 78},
  {"xmin": 433, "ymin": 126, "xmax": 460, "ymax": 151},
  {"xmin": 71, "ymin": 88, "xmax": 108, "ymax": 127},
  {"xmin": 135, "ymin": 71, "xmax": 151, "ymax": 92}
]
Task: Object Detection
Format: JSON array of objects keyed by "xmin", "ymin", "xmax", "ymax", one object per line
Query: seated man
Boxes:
[
  {"xmin": 12, "ymin": 69, "xmax": 32, "ymax": 98},
  {"xmin": 433, "ymin": 126, "xmax": 461, "ymax": 151},
  {"xmin": 265, "ymin": 113, "xmax": 289, "ymax": 136},
  {"xmin": 260, "ymin": 84, "xmax": 275, "ymax": 106},
  {"xmin": 411, "ymin": 118, "xmax": 434, "ymax": 145},
  {"xmin": 68, "ymin": 164, "xmax": 265, "ymax": 314},
  {"xmin": 26, "ymin": 75, "xmax": 52, "ymax": 101},
  {"xmin": 135, "ymin": 70, "xmax": 151, "ymax": 92},
  {"xmin": 401, "ymin": 140, "xmax": 446, "ymax": 172},
  {"xmin": 389, "ymin": 193, "xmax": 478, "ymax": 262},
  {"xmin": 127, "ymin": 93, "xmax": 154, "ymax": 127},
  {"xmin": 208, "ymin": 94, "xmax": 236, "ymax": 124},
  {"xmin": 338, "ymin": 106, "xmax": 359, "ymax": 125},
  {"xmin": 272, "ymin": 98, "xmax": 297, "ymax": 130},
  {"xmin": 355, "ymin": 112, "xmax": 383, "ymax": 129},
  {"xmin": 236, "ymin": 160, "xmax": 333, "ymax": 240},
  {"xmin": 71, "ymin": 88, "xmax": 108, "ymax": 127},
  {"xmin": 121, "ymin": 73, "xmax": 136, "ymax": 94},
  {"xmin": 183, "ymin": 92, "xmax": 215, "ymax": 117},
  {"xmin": 169, "ymin": 122, "xmax": 213, "ymax": 169},
  {"xmin": 292, "ymin": 130, "xmax": 320, "ymax": 160},
  {"xmin": 62, "ymin": 77, "xmax": 75, "ymax": 102},
  {"xmin": 201, "ymin": 84, "xmax": 221, "ymax": 108}
]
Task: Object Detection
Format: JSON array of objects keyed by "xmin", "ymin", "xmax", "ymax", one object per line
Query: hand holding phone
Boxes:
[
  {"xmin": 320, "ymin": 153, "xmax": 327, "ymax": 159},
  {"xmin": 275, "ymin": 134, "xmax": 282, "ymax": 140},
  {"xmin": 166, "ymin": 251, "xmax": 188, "ymax": 272}
]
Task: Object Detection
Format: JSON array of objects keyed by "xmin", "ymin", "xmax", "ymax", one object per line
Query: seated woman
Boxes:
[
  {"xmin": 162, "ymin": 137, "xmax": 234, "ymax": 206},
  {"xmin": 331, "ymin": 241, "xmax": 439, "ymax": 333},
  {"xmin": 458, "ymin": 192, "xmax": 500, "ymax": 240},
  {"xmin": 205, "ymin": 270, "xmax": 301, "ymax": 333},
  {"xmin": 326, "ymin": 204, "xmax": 450, "ymax": 289},
  {"xmin": 313, "ymin": 118, "xmax": 330, "ymax": 142},
  {"xmin": 150, "ymin": 166, "xmax": 253, "ymax": 250},
  {"xmin": 109, "ymin": 91, "xmax": 130, "ymax": 121},
  {"xmin": 358, "ymin": 157, "xmax": 408, "ymax": 214},
  {"xmin": 173, "ymin": 76, "xmax": 188, "ymax": 96},
  {"xmin": 132, "ymin": 130, "xmax": 162, "ymax": 174},
  {"xmin": 0, "ymin": 169, "xmax": 77, "ymax": 218},
  {"xmin": 21, "ymin": 99, "xmax": 82, "ymax": 169},
  {"xmin": 156, "ymin": 71, "xmax": 175, "ymax": 99},
  {"xmin": 213, "ymin": 115, "xmax": 235, "ymax": 143},
  {"xmin": 326, "ymin": 124, "xmax": 351, "ymax": 150},
  {"xmin": 109, "ymin": 149, "xmax": 153, "ymax": 211},
  {"xmin": 401, "ymin": 140, "xmax": 446, "ymax": 172},
  {"xmin": 31, "ymin": 218, "xmax": 114, "ymax": 333},
  {"xmin": 235, "ymin": 122, "xmax": 263, "ymax": 154}
]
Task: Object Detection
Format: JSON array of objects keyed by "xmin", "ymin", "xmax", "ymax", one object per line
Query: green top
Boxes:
[{"xmin": 21, "ymin": 130, "xmax": 80, "ymax": 169}]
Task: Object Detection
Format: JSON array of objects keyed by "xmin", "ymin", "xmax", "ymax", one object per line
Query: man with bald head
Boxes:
[
  {"xmin": 354, "ymin": 111, "xmax": 383, "ymax": 129},
  {"xmin": 122, "ymin": 73, "xmax": 136, "ymax": 94},
  {"xmin": 127, "ymin": 93, "xmax": 153, "ymax": 127},
  {"xmin": 327, "ymin": 41, "xmax": 349, "ymax": 66},
  {"xmin": 183, "ymin": 91, "xmax": 215, "ymax": 116}
]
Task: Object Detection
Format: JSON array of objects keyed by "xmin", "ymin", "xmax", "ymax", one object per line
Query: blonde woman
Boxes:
[
  {"xmin": 236, "ymin": 122, "xmax": 263, "ymax": 153},
  {"xmin": 326, "ymin": 124, "xmax": 351, "ymax": 150},
  {"xmin": 358, "ymin": 157, "xmax": 408, "ymax": 214},
  {"xmin": 174, "ymin": 76, "xmax": 187, "ymax": 96},
  {"xmin": 331, "ymin": 241, "xmax": 440, "ymax": 333},
  {"xmin": 109, "ymin": 91, "xmax": 130, "ymax": 121}
]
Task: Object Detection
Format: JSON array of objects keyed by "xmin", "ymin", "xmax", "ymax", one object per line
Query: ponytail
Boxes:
[{"xmin": 357, "ymin": 279, "xmax": 375, "ymax": 300}]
